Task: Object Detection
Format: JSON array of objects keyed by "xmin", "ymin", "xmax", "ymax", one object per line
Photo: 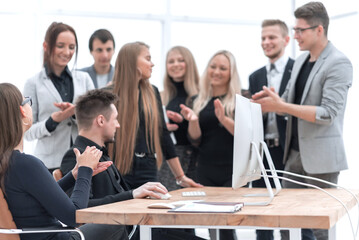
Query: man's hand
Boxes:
[
  {"xmin": 51, "ymin": 102, "xmax": 75, "ymax": 122},
  {"xmin": 252, "ymin": 86, "xmax": 284, "ymax": 113},
  {"xmin": 132, "ymin": 182, "xmax": 168, "ymax": 199}
]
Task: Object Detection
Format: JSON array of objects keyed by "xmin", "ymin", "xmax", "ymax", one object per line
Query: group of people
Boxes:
[{"xmin": 0, "ymin": 1, "xmax": 352, "ymax": 240}]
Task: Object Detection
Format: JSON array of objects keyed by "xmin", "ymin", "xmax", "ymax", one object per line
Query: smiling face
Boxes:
[
  {"xmin": 137, "ymin": 47, "xmax": 154, "ymax": 80},
  {"xmin": 208, "ymin": 54, "xmax": 231, "ymax": 89},
  {"xmin": 261, "ymin": 24, "xmax": 289, "ymax": 62},
  {"xmin": 51, "ymin": 31, "xmax": 76, "ymax": 74},
  {"xmin": 166, "ymin": 50, "xmax": 186, "ymax": 82},
  {"xmin": 293, "ymin": 18, "xmax": 319, "ymax": 52}
]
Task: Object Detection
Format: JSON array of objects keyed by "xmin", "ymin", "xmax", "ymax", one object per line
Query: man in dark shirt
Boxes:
[
  {"xmin": 61, "ymin": 89, "xmax": 168, "ymax": 205},
  {"xmin": 253, "ymin": 2, "xmax": 352, "ymax": 240},
  {"xmin": 61, "ymin": 89, "xmax": 205, "ymax": 240}
]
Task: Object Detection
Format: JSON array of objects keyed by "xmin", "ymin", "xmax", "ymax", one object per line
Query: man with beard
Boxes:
[
  {"xmin": 61, "ymin": 89, "xmax": 168, "ymax": 207},
  {"xmin": 249, "ymin": 19, "xmax": 294, "ymax": 240},
  {"xmin": 252, "ymin": 2, "xmax": 353, "ymax": 239}
]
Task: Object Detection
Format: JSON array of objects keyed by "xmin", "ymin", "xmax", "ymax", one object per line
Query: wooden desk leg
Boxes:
[
  {"xmin": 289, "ymin": 228, "xmax": 301, "ymax": 240},
  {"xmin": 140, "ymin": 225, "xmax": 151, "ymax": 240}
]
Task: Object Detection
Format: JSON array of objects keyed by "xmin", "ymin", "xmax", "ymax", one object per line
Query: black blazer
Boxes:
[
  {"xmin": 248, "ymin": 58, "xmax": 294, "ymax": 149},
  {"xmin": 60, "ymin": 136, "xmax": 133, "ymax": 207}
]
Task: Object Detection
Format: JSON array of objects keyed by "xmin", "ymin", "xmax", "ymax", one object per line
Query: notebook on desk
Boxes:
[{"xmin": 169, "ymin": 202, "xmax": 243, "ymax": 213}]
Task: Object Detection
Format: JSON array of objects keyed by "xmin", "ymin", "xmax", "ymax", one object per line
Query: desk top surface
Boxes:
[{"xmin": 76, "ymin": 187, "xmax": 359, "ymax": 229}]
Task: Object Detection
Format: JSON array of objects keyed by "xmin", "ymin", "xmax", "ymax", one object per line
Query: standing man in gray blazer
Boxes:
[
  {"xmin": 252, "ymin": 2, "xmax": 352, "ymax": 240},
  {"xmin": 81, "ymin": 29, "xmax": 115, "ymax": 88}
]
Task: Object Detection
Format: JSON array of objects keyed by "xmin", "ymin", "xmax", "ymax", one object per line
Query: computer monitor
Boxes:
[
  {"xmin": 232, "ymin": 94, "xmax": 263, "ymax": 189},
  {"xmin": 232, "ymin": 94, "xmax": 281, "ymax": 205}
]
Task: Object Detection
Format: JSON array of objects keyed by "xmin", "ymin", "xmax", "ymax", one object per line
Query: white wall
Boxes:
[{"xmin": 1, "ymin": 0, "xmax": 358, "ymax": 238}]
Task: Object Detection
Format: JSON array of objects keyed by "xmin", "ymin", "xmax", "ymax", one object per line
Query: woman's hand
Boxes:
[
  {"xmin": 179, "ymin": 175, "xmax": 203, "ymax": 188},
  {"xmin": 214, "ymin": 99, "xmax": 225, "ymax": 123},
  {"xmin": 51, "ymin": 102, "xmax": 75, "ymax": 122},
  {"xmin": 167, "ymin": 110, "xmax": 183, "ymax": 123},
  {"xmin": 180, "ymin": 104, "xmax": 198, "ymax": 122},
  {"xmin": 71, "ymin": 146, "xmax": 103, "ymax": 179},
  {"xmin": 165, "ymin": 110, "xmax": 183, "ymax": 131},
  {"xmin": 92, "ymin": 161, "xmax": 112, "ymax": 176}
]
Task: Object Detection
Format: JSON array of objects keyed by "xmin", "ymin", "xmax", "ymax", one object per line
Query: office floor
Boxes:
[{"xmin": 195, "ymin": 229, "xmax": 282, "ymax": 239}]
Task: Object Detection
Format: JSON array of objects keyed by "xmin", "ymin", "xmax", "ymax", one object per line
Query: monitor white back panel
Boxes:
[{"xmin": 232, "ymin": 94, "xmax": 264, "ymax": 189}]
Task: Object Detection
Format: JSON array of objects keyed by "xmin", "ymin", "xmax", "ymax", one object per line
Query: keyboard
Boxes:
[{"xmin": 182, "ymin": 191, "xmax": 206, "ymax": 197}]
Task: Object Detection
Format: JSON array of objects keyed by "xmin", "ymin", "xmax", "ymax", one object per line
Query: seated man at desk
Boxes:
[
  {"xmin": 61, "ymin": 89, "xmax": 202, "ymax": 240},
  {"xmin": 60, "ymin": 89, "xmax": 168, "ymax": 205}
]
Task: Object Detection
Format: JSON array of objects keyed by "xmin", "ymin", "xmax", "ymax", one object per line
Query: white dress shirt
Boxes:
[{"xmin": 265, "ymin": 54, "xmax": 289, "ymax": 140}]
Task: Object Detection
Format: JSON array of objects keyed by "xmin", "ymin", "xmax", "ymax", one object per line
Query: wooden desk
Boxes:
[{"xmin": 76, "ymin": 187, "xmax": 358, "ymax": 240}]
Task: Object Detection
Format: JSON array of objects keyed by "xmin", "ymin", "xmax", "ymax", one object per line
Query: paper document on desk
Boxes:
[{"xmin": 169, "ymin": 202, "xmax": 243, "ymax": 213}]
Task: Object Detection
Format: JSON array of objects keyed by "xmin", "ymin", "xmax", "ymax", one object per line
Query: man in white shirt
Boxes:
[
  {"xmin": 249, "ymin": 19, "xmax": 294, "ymax": 240},
  {"xmin": 81, "ymin": 29, "xmax": 115, "ymax": 88}
]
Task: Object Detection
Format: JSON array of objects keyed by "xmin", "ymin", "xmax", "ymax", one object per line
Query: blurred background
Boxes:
[{"xmin": 0, "ymin": 0, "xmax": 358, "ymax": 238}]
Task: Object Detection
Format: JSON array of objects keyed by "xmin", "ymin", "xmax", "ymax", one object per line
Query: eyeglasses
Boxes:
[
  {"xmin": 292, "ymin": 25, "xmax": 318, "ymax": 35},
  {"xmin": 21, "ymin": 96, "xmax": 32, "ymax": 107}
]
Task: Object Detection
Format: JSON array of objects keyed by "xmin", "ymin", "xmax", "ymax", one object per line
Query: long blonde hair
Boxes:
[
  {"xmin": 162, "ymin": 46, "xmax": 199, "ymax": 106},
  {"xmin": 193, "ymin": 50, "xmax": 241, "ymax": 119},
  {"xmin": 112, "ymin": 42, "xmax": 162, "ymax": 174}
]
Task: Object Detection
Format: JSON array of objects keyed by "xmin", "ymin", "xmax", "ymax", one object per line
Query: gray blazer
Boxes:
[
  {"xmin": 282, "ymin": 42, "xmax": 352, "ymax": 174},
  {"xmin": 80, "ymin": 64, "xmax": 114, "ymax": 88},
  {"xmin": 23, "ymin": 68, "xmax": 94, "ymax": 169}
]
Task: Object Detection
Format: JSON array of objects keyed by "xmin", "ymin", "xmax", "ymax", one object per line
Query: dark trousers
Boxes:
[
  {"xmin": 280, "ymin": 149, "xmax": 339, "ymax": 240},
  {"xmin": 197, "ymin": 163, "xmax": 237, "ymax": 240},
  {"xmin": 252, "ymin": 146, "xmax": 284, "ymax": 240},
  {"xmin": 124, "ymin": 156, "xmax": 158, "ymax": 189},
  {"xmin": 70, "ymin": 224, "xmax": 128, "ymax": 240},
  {"xmin": 125, "ymin": 156, "xmax": 202, "ymax": 240},
  {"xmin": 158, "ymin": 145, "xmax": 198, "ymax": 191},
  {"xmin": 252, "ymin": 145, "xmax": 284, "ymax": 188}
]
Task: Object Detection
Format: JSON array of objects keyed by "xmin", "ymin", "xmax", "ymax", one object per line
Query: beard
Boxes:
[{"xmin": 104, "ymin": 136, "xmax": 116, "ymax": 144}]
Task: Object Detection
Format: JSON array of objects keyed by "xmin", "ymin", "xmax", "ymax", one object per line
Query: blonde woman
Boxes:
[
  {"xmin": 159, "ymin": 46, "xmax": 200, "ymax": 191},
  {"xmin": 180, "ymin": 50, "xmax": 241, "ymax": 240},
  {"xmin": 111, "ymin": 42, "xmax": 202, "ymax": 190}
]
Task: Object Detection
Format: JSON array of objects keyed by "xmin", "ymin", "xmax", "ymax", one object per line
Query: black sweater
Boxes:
[
  {"xmin": 5, "ymin": 150, "xmax": 92, "ymax": 240},
  {"xmin": 166, "ymin": 81, "xmax": 190, "ymax": 146}
]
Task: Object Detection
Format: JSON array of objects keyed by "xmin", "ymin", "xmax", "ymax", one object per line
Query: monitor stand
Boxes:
[{"xmin": 243, "ymin": 141, "xmax": 282, "ymax": 206}]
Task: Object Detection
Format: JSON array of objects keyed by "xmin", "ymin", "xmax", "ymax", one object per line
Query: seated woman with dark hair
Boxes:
[{"xmin": 0, "ymin": 83, "xmax": 126, "ymax": 240}]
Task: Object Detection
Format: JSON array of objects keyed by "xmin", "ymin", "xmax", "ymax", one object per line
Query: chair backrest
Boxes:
[
  {"xmin": 0, "ymin": 189, "xmax": 20, "ymax": 240},
  {"xmin": 52, "ymin": 169, "xmax": 63, "ymax": 181}
]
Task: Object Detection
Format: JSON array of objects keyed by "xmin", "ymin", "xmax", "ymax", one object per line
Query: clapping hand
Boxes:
[
  {"xmin": 51, "ymin": 102, "xmax": 75, "ymax": 122},
  {"xmin": 180, "ymin": 104, "xmax": 198, "ymax": 122},
  {"xmin": 252, "ymin": 86, "xmax": 283, "ymax": 113},
  {"xmin": 71, "ymin": 146, "xmax": 104, "ymax": 179}
]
